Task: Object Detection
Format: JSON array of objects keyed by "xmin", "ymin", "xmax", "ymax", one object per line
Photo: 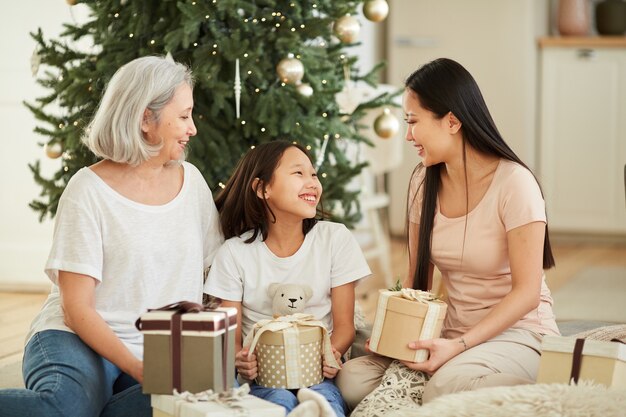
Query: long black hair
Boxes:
[
  {"xmin": 215, "ymin": 141, "xmax": 322, "ymax": 242},
  {"xmin": 406, "ymin": 58, "xmax": 555, "ymax": 291}
]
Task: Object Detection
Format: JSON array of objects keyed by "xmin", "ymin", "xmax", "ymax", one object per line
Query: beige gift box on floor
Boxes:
[
  {"xmin": 369, "ymin": 289, "xmax": 447, "ymax": 362},
  {"xmin": 242, "ymin": 313, "xmax": 341, "ymax": 389},
  {"xmin": 137, "ymin": 302, "xmax": 237, "ymax": 395},
  {"xmin": 151, "ymin": 384, "xmax": 285, "ymax": 417},
  {"xmin": 537, "ymin": 336, "xmax": 626, "ymax": 388}
]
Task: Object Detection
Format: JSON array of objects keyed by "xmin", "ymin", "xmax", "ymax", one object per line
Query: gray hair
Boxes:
[{"xmin": 83, "ymin": 55, "xmax": 194, "ymax": 165}]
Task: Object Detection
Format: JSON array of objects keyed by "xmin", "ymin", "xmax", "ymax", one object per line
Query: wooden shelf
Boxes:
[{"xmin": 538, "ymin": 36, "xmax": 626, "ymax": 48}]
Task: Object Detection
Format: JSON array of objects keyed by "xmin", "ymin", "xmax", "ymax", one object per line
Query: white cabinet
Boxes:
[{"xmin": 538, "ymin": 40, "xmax": 626, "ymax": 234}]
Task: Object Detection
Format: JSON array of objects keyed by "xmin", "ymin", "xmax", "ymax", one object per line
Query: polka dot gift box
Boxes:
[{"xmin": 243, "ymin": 313, "xmax": 341, "ymax": 389}]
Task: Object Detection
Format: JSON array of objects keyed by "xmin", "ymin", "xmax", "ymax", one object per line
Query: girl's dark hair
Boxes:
[
  {"xmin": 215, "ymin": 140, "xmax": 321, "ymax": 242},
  {"xmin": 405, "ymin": 58, "xmax": 555, "ymax": 291}
]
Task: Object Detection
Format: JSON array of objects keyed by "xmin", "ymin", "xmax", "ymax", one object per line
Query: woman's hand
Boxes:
[
  {"xmin": 364, "ymin": 338, "xmax": 381, "ymax": 357},
  {"xmin": 399, "ymin": 337, "xmax": 465, "ymax": 375},
  {"xmin": 235, "ymin": 347, "xmax": 258, "ymax": 380},
  {"xmin": 322, "ymin": 346, "xmax": 342, "ymax": 379}
]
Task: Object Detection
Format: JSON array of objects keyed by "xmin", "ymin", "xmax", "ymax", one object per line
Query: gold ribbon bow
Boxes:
[
  {"xmin": 399, "ymin": 288, "xmax": 439, "ymax": 303},
  {"xmin": 242, "ymin": 313, "xmax": 340, "ymax": 387}
]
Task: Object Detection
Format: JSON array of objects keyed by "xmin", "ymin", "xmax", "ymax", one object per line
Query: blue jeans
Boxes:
[
  {"xmin": 0, "ymin": 330, "xmax": 150, "ymax": 417},
  {"xmin": 249, "ymin": 379, "xmax": 346, "ymax": 417}
]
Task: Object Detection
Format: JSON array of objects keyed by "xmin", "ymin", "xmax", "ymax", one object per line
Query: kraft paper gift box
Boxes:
[
  {"xmin": 151, "ymin": 384, "xmax": 285, "ymax": 417},
  {"xmin": 136, "ymin": 302, "xmax": 237, "ymax": 395},
  {"xmin": 537, "ymin": 336, "xmax": 626, "ymax": 388},
  {"xmin": 369, "ymin": 289, "xmax": 447, "ymax": 362},
  {"xmin": 241, "ymin": 313, "xmax": 341, "ymax": 389}
]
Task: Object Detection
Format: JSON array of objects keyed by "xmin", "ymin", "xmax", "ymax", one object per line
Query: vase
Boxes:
[
  {"xmin": 595, "ymin": 0, "xmax": 626, "ymax": 35},
  {"xmin": 557, "ymin": 0, "xmax": 590, "ymax": 36}
]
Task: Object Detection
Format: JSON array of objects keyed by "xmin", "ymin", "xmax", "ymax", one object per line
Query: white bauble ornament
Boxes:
[
  {"xmin": 276, "ymin": 55, "xmax": 304, "ymax": 85},
  {"xmin": 45, "ymin": 143, "xmax": 63, "ymax": 159},
  {"xmin": 333, "ymin": 15, "xmax": 360, "ymax": 43},
  {"xmin": 373, "ymin": 108, "xmax": 399, "ymax": 139},
  {"xmin": 296, "ymin": 83, "xmax": 314, "ymax": 97},
  {"xmin": 363, "ymin": 0, "xmax": 389, "ymax": 22}
]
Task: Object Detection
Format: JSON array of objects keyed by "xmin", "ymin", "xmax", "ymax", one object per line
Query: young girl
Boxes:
[{"xmin": 205, "ymin": 141, "xmax": 371, "ymax": 416}]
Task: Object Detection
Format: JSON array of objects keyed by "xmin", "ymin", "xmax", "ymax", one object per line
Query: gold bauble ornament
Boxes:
[
  {"xmin": 363, "ymin": 0, "xmax": 389, "ymax": 22},
  {"xmin": 66, "ymin": 0, "xmax": 77, "ymax": 5},
  {"xmin": 333, "ymin": 15, "xmax": 360, "ymax": 43},
  {"xmin": 276, "ymin": 55, "xmax": 304, "ymax": 85},
  {"xmin": 296, "ymin": 83, "xmax": 314, "ymax": 97},
  {"xmin": 373, "ymin": 108, "xmax": 400, "ymax": 139},
  {"xmin": 45, "ymin": 143, "xmax": 63, "ymax": 159}
]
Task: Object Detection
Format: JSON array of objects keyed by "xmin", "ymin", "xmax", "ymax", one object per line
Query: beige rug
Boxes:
[{"xmin": 552, "ymin": 266, "xmax": 626, "ymax": 323}]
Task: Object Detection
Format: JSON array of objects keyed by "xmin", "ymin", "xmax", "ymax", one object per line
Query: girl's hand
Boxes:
[
  {"xmin": 322, "ymin": 346, "xmax": 342, "ymax": 379},
  {"xmin": 399, "ymin": 338, "xmax": 465, "ymax": 375},
  {"xmin": 235, "ymin": 347, "xmax": 258, "ymax": 380}
]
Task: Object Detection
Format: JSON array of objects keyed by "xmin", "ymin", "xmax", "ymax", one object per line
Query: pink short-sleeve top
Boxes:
[{"xmin": 409, "ymin": 160, "xmax": 560, "ymax": 339}]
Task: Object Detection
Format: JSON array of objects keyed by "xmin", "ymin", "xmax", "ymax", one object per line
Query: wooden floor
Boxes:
[
  {"xmin": 1, "ymin": 236, "xmax": 625, "ymax": 367},
  {"xmin": 0, "ymin": 292, "xmax": 48, "ymax": 367}
]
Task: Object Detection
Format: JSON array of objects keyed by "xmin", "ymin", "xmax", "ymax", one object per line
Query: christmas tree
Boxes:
[{"xmin": 28, "ymin": 0, "xmax": 396, "ymax": 225}]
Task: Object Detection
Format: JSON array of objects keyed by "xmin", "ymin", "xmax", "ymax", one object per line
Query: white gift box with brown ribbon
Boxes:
[
  {"xmin": 369, "ymin": 289, "xmax": 447, "ymax": 362},
  {"xmin": 537, "ymin": 336, "xmax": 626, "ymax": 388},
  {"xmin": 242, "ymin": 313, "xmax": 341, "ymax": 389},
  {"xmin": 151, "ymin": 384, "xmax": 285, "ymax": 417}
]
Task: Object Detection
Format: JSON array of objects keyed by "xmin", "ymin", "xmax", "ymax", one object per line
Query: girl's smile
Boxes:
[{"xmin": 299, "ymin": 193, "xmax": 318, "ymax": 205}]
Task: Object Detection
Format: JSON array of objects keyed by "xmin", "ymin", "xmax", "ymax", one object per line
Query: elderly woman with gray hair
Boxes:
[{"xmin": 0, "ymin": 56, "xmax": 223, "ymax": 417}]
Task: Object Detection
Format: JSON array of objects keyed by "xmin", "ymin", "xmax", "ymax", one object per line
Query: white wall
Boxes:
[
  {"xmin": 0, "ymin": 2, "xmax": 93, "ymax": 290},
  {"xmin": 352, "ymin": 8, "xmax": 386, "ymax": 80}
]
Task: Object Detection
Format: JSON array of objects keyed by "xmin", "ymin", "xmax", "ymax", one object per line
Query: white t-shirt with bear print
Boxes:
[{"xmin": 205, "ymin": 221, "xmax": 371, "ymax": 341}]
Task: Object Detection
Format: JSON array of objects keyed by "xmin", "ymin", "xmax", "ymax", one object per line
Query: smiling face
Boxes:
[
  {"xmin": 142, "ymin": 83, "xmax": 197, "ymax": 163},
  {"xmin": 263, "ymin": 146, "xmax": 322, "ymax": 223},
  {"xmin": 403, "ymin": 90, "xmax": 457, "ymax": 167}
]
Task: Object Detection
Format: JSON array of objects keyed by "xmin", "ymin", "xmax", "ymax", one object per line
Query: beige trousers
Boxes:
[{"xmin": 336, "ymin": 328, "xmax": 542, "ymax": 410}]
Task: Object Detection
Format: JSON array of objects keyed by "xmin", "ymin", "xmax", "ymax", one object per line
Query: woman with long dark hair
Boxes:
[{"xmin": 337, "ymin": 58, "xmax": 560, "ymax": 414}]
